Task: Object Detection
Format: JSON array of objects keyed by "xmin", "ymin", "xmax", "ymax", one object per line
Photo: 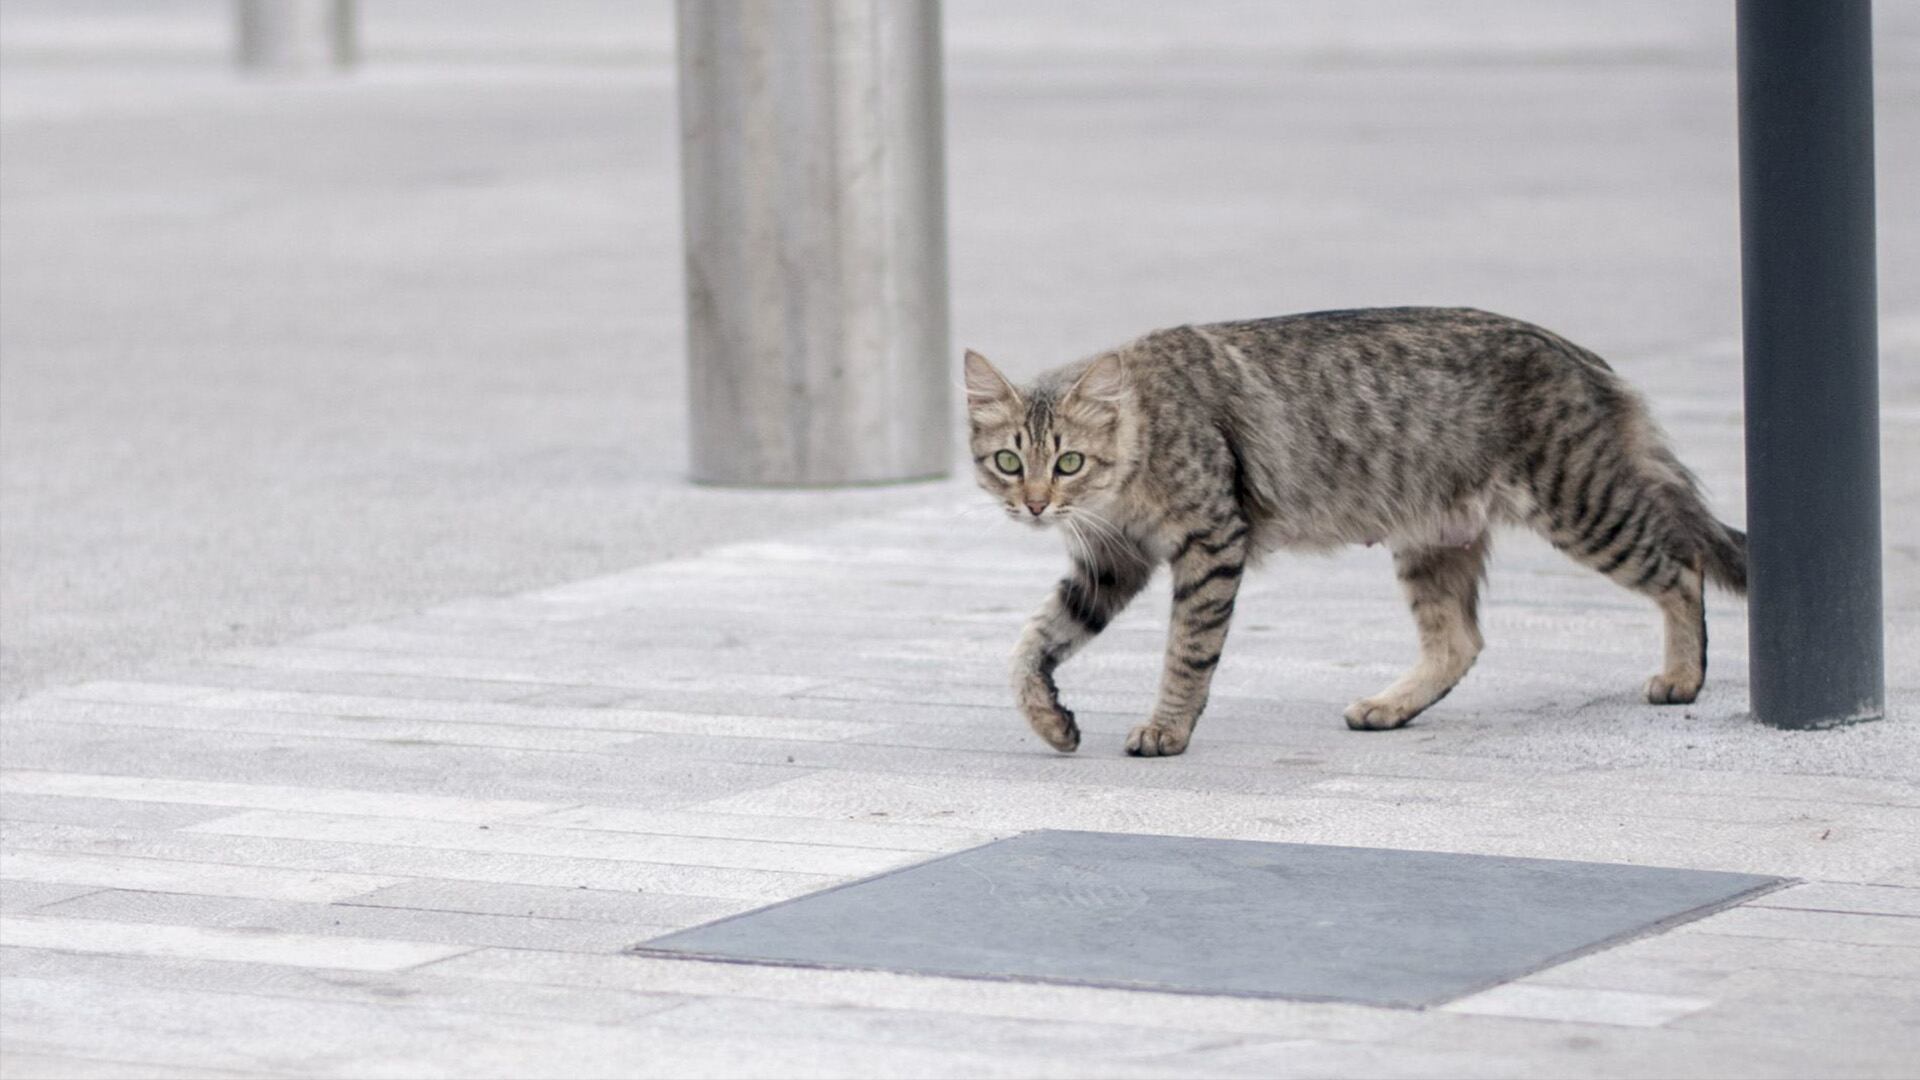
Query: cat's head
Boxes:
[{"xmin": 963, "ymin": 349, "xmax": 1132, "ymax": 528}]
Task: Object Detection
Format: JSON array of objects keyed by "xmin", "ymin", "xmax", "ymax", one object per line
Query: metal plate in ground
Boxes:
[{"xmin": 636, "ymin": 830, "xmax": 1784, "ymax": 1007}]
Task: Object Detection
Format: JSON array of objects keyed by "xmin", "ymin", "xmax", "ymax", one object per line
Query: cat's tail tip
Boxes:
[{"xmin": 1702, "ymin": 521, "xmax": 1748, "ymax": 595}]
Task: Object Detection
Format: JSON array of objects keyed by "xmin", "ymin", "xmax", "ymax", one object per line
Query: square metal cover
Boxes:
[{"xmin": 635, "ymin": 830, "xmax": 1784, "ymax": 1007}]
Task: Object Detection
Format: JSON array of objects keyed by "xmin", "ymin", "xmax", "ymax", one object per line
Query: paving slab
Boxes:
[
  {"xmin": 0, "ymin": 1054, "xmax": 265, "ymax": 1080},
  {"xmin": 339, "ymin": 879, "xmax": 746, "ymax": 927},
  {"xmin": 427, "ymin": 948, "xmax": 1425, "ymax": 1043},
  {"xmin": 1749, "ymin": 881, "xmax": 1920, "ymax": 917},
  {"xmin": 0, "ymin": 851, "xmax": 405, "ymax": 904},
  {"xmin": 1, "ymin": 820, "xmax": 840, "ymax": 904},
  {"xmin": 183, "ymin": 810, "xmax": 929, "ymax": 877},
  {"xmin": 0, "ymin": 793, "xmax": 236, "ymax": 831},
  {"xmin": 638, "ymin": 830, "xmax": 1784, "ymax": 1007},
  {"xmin": 0, "ymin": 770, "xmax": 564, "ymax": 824},
  {"xmin": 0, "ymin": 945, "xmax": 693, "ymax": 1027},
  {"xmin": 0, "ymin": 881, "xmax": 101, "ymax": 916},
  {"xmin": 0, "ymin": 917, "xmax": 469, "ymax": 972},
  {"xmin": 36, "ymin": 890, "xmax": 659, "ymax": 953}
]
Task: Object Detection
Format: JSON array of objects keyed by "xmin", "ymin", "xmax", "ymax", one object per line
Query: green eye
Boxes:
[
  {"xmin": 1055, "ymin": 451, "xmax": 1085, "ymax": 475},
  {"xmin": 993, "ymin": 450, "xmax": 1022, "ymax": 474}
]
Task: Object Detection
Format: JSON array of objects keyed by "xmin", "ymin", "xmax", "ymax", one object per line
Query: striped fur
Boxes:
[{"xmin": 966, "ymin": 308, "xmax": 1747, "ymax": 756}]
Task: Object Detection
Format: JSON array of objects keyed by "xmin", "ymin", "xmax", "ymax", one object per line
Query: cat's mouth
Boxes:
[{"xmin": 1005, "ymin": 505, "xmax": 1055, "ymax": 529}]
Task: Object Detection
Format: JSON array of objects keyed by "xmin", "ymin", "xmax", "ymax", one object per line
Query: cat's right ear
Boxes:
[{"xmin": 963, "ymin": 350, "xmax": 1019, "ymax": 419}]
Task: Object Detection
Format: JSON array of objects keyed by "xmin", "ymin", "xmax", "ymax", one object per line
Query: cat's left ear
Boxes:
[{"xmin": 1064, "ymin": 353, "xmax": 1128, "ymax": 407}]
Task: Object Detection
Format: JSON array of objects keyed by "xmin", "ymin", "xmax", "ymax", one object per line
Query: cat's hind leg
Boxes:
[
  {"xmin": 1345, "ymin": 534, "xmax": 1490, "ymax": 730},
  {"xmin": 1558, "ymin": 522, "xmax": 1707, "ymax": 704},
  {"xmin": 1533, "ymin": 460, "xmax": 1712, "ymax": 704},
  {"xmin": 1643, "ymin": 560, "xmax": 1707, "ymax": 704}
]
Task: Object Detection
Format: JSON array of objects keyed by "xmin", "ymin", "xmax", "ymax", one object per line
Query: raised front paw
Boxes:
[
  {"xmin": 1343, "ymin": 695, "xmax": 1423, "ymax": 731},
  {"xmin": 1026, "ymin": 703, "xmax": 1081, "ymax": 753},
  {"xmin": 1125, "ymin": 722, "xmax": 1189, "ymax": 757}
]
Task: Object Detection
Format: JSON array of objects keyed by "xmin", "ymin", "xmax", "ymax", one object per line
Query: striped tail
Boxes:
[{"xmin": 1700, "ymin": 520, "xmax": 1747, "ymax": 595}]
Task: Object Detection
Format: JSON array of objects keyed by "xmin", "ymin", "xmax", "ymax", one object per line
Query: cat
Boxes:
[{"xmin": 964, "ymin": 307, "xmax": 1747, "ymax": 757}]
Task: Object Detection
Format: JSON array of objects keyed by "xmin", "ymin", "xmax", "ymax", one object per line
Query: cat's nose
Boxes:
[{"xmin": 1025, "ymin": 500, "xmax": 1048, "ymax": 517}]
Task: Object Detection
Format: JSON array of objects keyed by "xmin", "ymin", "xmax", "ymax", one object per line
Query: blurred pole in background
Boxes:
[
  {"xmin": 677, "ymin": 1, "xmax": 951, "ymax": 486},
  {"xmin": 1737, "ymin": 0, "xmax": 1883, "ymax": 728},
  {"xmin": 236, "ymin": 0, "xmax": 357, "ymax": 72}
]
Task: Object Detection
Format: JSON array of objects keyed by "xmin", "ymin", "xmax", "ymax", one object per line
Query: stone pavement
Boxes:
[
  {"xmin": 3, "ymin": 481, "xmax": 1917, "ymax": 1076},
  {"xmin": 5, "ymin": 3, "xmax": 1920, "ymax": 1076},
  {"xmin": 8, "ymin": 2, "xmax": 1920, "ymax": 706}
]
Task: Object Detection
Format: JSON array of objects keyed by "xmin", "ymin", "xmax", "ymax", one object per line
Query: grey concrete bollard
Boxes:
[
  {"xmin": 235, "ymin": 0, "xmax": 356, "ymax": 72},
  {"xmin": 676, "ymin": 0, "xmax": 952, "ymax": 486}
]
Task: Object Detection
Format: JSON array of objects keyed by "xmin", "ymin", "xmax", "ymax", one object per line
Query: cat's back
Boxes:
[
  {"xmin": 1199, "ymin": 306, "xmax": 1590, "ymax": 376},
  {"xmin": 1112, "ymin": 306, "xmax": 1628, "ymax": 551}
]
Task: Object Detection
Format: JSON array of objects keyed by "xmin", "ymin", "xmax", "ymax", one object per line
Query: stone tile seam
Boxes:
[
  {"xmin": 0, "ymin": 844, "xmax": 841, "ymax": 904},
  {"xmin": 10, "ymin": 886, "xmax": 112, "ymax": 915},
  {"xmin": 23, "ymin": 887, "xmax": 691, "ymax": 931},
  {"xmin": 0, "ymin": 1045, "xmax": 299, "ymax": 1080},
  {"xmin": 1, "ymin": 951, "xmax": 692, "ymax": 1027},
  {"xmin": 1744, "ymin": 904, "xmax": 1920, "ymax": 921},
  {"xmin": 1, "ymin": 713, "xmax": 663, "ymax": 758}
]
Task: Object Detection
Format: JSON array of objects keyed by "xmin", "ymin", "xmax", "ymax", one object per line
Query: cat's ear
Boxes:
[
  {"xmin": 1064, "ymin": 353, "xmax": 1128, "ymax": 408},
  {"xmin": 963, "ymin": 349, "xmax": 1018, "ymax": 413}
]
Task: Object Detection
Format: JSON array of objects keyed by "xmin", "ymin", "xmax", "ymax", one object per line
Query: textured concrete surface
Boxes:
[
  {"xmin": 6, "ymin": 2, "xmax": 1920, "ymax": 703},
  {"xmin": 3, "ymin": 2, "xmax": 1920, "ymax": 1077},
  {"xmin": 2, "ymin": 497, "xmax": 1917, "ymax": 1077}
]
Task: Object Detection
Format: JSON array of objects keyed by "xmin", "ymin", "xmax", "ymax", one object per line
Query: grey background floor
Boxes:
[
  {"xmin": 5, "ymin": 0, "xmax": 1919, "ymax": 704},
  {"xmin": 3, "ymin": 3, "xmax": 1920, "ymax": 1077}
]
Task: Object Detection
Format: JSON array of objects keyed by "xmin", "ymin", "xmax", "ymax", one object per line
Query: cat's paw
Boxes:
[
  {"xmin": 1125, "ymin": 723, "xmax": 1189, "ymax": 757},
  {"xmin": 1015, "ymin": 673, "xmax": 1079, "ymax": 753},
  {"xmin": 1343, "ymin": 696, "xmax": 1422, "ymax": 731},
  {"xmin": 1644, "ymin": 672, "xmax": 1701, "ymax": 705},
  {"xmin": 1027, "ymin": 704, "xmax": 1081, "ymax": 753}
]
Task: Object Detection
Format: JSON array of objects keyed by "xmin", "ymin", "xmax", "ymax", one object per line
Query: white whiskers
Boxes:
[
  {"xmin": 1060, "ymin": 506, "xmax": 1148, "ymax": 570},
  {"xmin": 1059, "ymin": 515, "xmax": 1104, "ymax": 612}
]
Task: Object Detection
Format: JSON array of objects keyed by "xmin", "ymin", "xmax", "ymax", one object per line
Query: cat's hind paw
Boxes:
[
  {"xmin": 1125, "ymin": 722, "xmax": 1189, "ymax": 757},
  {"xmin": 1644, "ymin": 672, "xmax": 1701, "ymax": 705}
]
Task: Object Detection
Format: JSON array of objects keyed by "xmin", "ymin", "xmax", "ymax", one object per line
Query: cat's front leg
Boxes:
[
  {"xmin": 1128, "ymin": 514, "xmax": 1249, "ymax": 757},
  {"xmin": 1011, "ymin": 552, "xmax": 1150, "ymax": 753}
]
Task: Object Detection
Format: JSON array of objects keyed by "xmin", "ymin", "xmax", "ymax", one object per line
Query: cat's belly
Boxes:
[{"xmin": 1258, "ymin": 492, "xmax": 1498, "ymax": 553}]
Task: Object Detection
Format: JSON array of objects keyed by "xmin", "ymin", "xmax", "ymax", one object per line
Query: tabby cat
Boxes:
[{"xmin": 964, "ymin": 308, "xmax": 1746, "ymax": 757}]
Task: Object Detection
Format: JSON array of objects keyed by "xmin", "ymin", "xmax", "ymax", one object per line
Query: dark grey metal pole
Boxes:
[{"xmin": 1737, "ymin": 0, "xmax": 1884, "ymax": 729}]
